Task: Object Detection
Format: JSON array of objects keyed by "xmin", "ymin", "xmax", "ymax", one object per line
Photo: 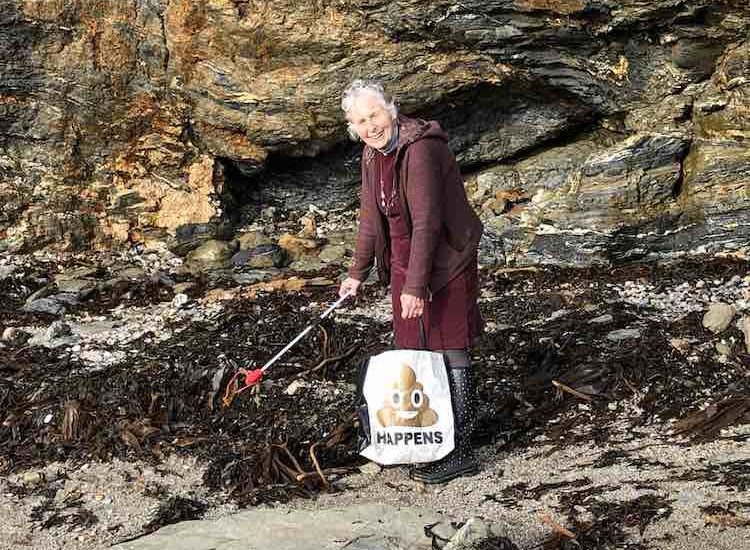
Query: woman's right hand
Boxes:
[{"xmin": 339, "ymin": 277, "xmax": 361, "ymax": 298}]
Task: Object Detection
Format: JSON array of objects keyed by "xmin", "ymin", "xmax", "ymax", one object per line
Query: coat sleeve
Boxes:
[
  {"xmin": 402, "ymin": 138, "xmax": 445, "ymax": 298},
  {"xmin": 348, "ymin": 155, "xmax": 377, "ymax": 281}
]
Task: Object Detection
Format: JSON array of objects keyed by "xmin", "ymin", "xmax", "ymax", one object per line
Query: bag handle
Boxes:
[{"xmin": 418, "ymin": 315, "xmax": 428, "ymax": 351}]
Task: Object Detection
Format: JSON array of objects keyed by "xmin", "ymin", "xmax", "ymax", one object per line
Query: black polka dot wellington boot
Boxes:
[{"xmin": 410, "ymin": 365, "xmax": 479, "ymax": 484}]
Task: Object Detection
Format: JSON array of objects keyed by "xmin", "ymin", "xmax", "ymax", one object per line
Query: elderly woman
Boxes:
[{"xmin": 338, "ymin": 80, "xmax": 484, "ymax": 484}]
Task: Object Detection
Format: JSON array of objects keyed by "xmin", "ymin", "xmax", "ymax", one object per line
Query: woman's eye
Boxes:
[{"xmin": 391, "ymin": 392, "xmax": 401, "ymax": 406}]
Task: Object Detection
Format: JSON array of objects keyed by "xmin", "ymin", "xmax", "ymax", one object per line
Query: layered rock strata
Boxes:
[{"xmin": 0, "ymin": 0, "xmax": 748, "ymax": 265}]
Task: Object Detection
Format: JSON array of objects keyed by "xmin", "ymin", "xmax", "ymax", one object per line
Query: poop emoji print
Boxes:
[
  {"xmin": 360, "ymin": 349, "xmax": 455, "ymax": 465},
  {"xmin": 377, "ymin": 364, "xmax": 438, "ymax": 427}
]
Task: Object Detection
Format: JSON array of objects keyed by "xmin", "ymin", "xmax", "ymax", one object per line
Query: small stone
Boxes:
[
  {"xmin": 298, "ymin": 216, "xmax": 317, "ymax": 238},
  {"xmin": 670, "ymin": 338, "xmax": 690, "ymax": 353},
  {"xmin": 115, "ymin": 267, "xmax": 146, "ymax": 281},
  {"xmin": 306, "ymin": 277, "xmax": 335, "ymax": 287},
  {"xmin": 278, "ymin": 233, "xmax": 320, "ymax": 259},
  {"xmin": 284, "ymin": 380, "xmax": 305, "ymax": 396},
  {"xmin": 23, "ymin": 297, "xmax": 64, "ymax": 315},
  {"xmin": 445, "ymin": 517, "xmax": 493, "ymax": 549},
  {"xmin": 55, "ymin": 266, "xmax": 99, "ymax": 282},
  {"xmin": 233, "ymin": 270, "xmax": 278, "ymax": 285},
  {"xmin": 358, "ymin": 462, "xmax": 382, "ymax": 475},
  {"xmin": 52, "ymin": 292, "xmax": 80, "ymax": 306},
  {"xmin": 481, "ymin": 197, "xmax": 508, "ymax": 215},
  {"xmin": 429, "ymin": 521, "xmax": 459, "ymax": 547},
  {"xmin": 589, "ymin": 314, "xmax": 614, "ymax": 324},
  {"xmin": 236, "ymin": 244, "xmax": 288, "ymax": 268},
  {"xmin": 45, "ymin": 320, "xmax": 71, "ymax": 340},
  {"xmin": 172, "ymin": 293, "xmax": 189, "ymax": 308},
  {"xmin": 55, "ymin": 278, "xmax": 96, "ymax": 295},
  {"xmin": 21, "ymin": 471, "xmax": 43, "ymax": 485},
  {"xmin": 236, "ymin": 231, "xmax": 272, "ymax": 251},
  {"xmin": 715, "ymin": 341, "xmax": 732, "ymax": 355},
  {"xmin": 187, "ymin": 240, "xmax": 234, "ymax": 266},
  {"xmin": 702, "ymin": 303, "xmax": 736, "ymax": 333},
  {"xmin": 261, "ymin": 206, "xmax": 276, "ymax": 219},
  {"xmin": 319, "ymin": 244, "xmax": 348, "ymax": 263},
  {"xmin": 2, "ymin": 327, "xmax": 31, "ymax": 346},
  {"xmin": 173, "ymin": 282, "xmax": 196, "ymax": 294},
  {"xmin": 606, "ymin": 328, "xmax": 641, "ymax": 342},
  {"xmin": 0, "ymin": 265, "xmax": 17, "ymax": 280},
  {"xmin": 739, "ymin": 316, "xmax": 750, "ymax": 354}
]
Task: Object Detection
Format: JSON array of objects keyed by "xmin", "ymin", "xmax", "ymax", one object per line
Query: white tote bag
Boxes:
[{"xmin": 358, "ymin": 349, "xmax": 455, "ymax": 465}]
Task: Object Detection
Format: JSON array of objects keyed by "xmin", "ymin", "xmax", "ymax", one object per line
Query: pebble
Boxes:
[
  {"xmin": 589, "ymin": 314, "xmax": 613, "ymax": 324},
  {"xmin": 45, "ymin": 320, "xmax": 71, "ymax": 340},
  {"xmin": 444, "ymin": 517, "xmax": 493, "ymax": 549},
  {"xmin": 702, "ymin": 303, "xmax": 736, "ymax": 333},
  {"xmin": 284, "ymin": 380, "xmax": 305, "ymax": 396},
  {"xmin": 739, "ymin": 316, "xmax": 750, "ymax": 353},
  {"xmin": 715, "ymin": 341, "xmax": 732, "ymax": 355},
  {"xmin": 0, "ymin": 265, "xmax": 17, "ymax": 279},
  {"xmin": 21, "ymin": 471, "xmax": 43, "ymax": 485},
  {"xmin": 358, "ymin": 462, "xmax": 382, "ymax": 475},
  {"xmin": 23, "ymin": 297, "xmax": 65, "ymax": 315},
  {"xmin": 171, "ymin": 293, "xmax": 189, "ymax": 308},
  {"xmin": 2, "ymin": 327, "xmax": 31, "ymax": 345},
  {"xmin": 606, "ymin": 328, "xmax": 641, "ymax": 341},
  {"xmin": 173, "ymin": 282, "xmax": 196, "ymax": 294}
]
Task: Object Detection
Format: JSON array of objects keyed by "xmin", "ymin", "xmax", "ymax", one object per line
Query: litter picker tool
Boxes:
[{"xmin": 222, "ymin": 290, "xmax": 353, "ymax": 407}]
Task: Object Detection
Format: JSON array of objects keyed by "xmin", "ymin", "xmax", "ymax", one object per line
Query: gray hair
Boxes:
[{"xmin": 341, "ymin": 79, "xmax": 398, "ymax": 140}]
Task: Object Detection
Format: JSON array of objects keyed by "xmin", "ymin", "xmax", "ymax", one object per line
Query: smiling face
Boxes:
[
  {"xmin": 375, "ymin": 364, "xmax": 438, "ymax": 427},
  {"xmin": 346, "ymin": 92, "xmax": 395, "ymax": 150}
]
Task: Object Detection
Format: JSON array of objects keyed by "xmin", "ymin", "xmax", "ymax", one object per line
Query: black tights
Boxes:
[{"xmin": 435, "ymin": 349, "xmax": 471, "ymax": 369}]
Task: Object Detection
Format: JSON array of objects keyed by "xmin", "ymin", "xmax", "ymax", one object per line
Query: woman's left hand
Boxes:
[{"xmin": 400, "ymin": 293, "xmax": 425, "ymax": 319}]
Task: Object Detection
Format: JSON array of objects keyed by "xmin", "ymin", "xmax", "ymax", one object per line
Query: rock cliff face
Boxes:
[{"xmin": 1, "ymin": 0, "xmax": 748, "ymax": 265}]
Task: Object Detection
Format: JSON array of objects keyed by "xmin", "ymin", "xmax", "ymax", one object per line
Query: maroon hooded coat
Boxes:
[
  {"xmin": 349, "ymin": 115, "xmax": 484, "ymax": 349},
  {"xmin": 349, "ymin": 115, "xmax": 483, "ymax": 296}
]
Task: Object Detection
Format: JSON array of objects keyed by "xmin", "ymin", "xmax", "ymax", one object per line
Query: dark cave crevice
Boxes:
[
  {"xmin": 218, "ymin": 141, "xmax": 362, "ymax": 227},
  {"xmin": 409, "ymin": 80, "xmax": 597, "ymax": 172}
]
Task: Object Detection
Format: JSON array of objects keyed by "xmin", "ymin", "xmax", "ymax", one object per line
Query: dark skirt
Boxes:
[
  {"xmin": 391, "ymin": 260, "xmax": 483, "ymax": 351},
  {"xmin": 374, "ymin": 148, "xmax": 482, "ymax": 351}
]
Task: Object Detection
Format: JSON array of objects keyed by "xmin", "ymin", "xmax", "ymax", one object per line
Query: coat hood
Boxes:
[
  {"xmin": 362, "ymin": 115, "xmax": 448, "ymax": 164},
  {"xmin": 395, "ymin": 115, "xmax": 449, "ymax": 150}
]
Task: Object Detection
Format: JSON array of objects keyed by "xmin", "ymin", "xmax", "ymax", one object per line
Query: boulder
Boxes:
[
  {"xmin": 237, "ymin": 231, "xmax": 272, "ymax": 250},
  {"xmin": 278, "ymin": 233, "xmax": 321, "ymax": 260},
  {"xmin": 23, "ymin": 297, "xmax": 64, "ymax": 316},
  {"xmin": 186, "ymin": 240, "xmax": 235, "ymax": 268},
  {"xmin": 110, "ymin": 503, "xmax": 446, "ymax": 550},
  {"xmin": 231, "ymin": 244, "xmax": 287, "ymax": 269}
]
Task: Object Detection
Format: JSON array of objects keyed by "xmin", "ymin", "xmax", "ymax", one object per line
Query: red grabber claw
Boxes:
[
  {"xmin": 221, "ymin": 290, "xmax": 352, "ymax": 407},
  {"xmin": 243, "ymin": 369, "xmax": 263, "ymax": 387}
]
